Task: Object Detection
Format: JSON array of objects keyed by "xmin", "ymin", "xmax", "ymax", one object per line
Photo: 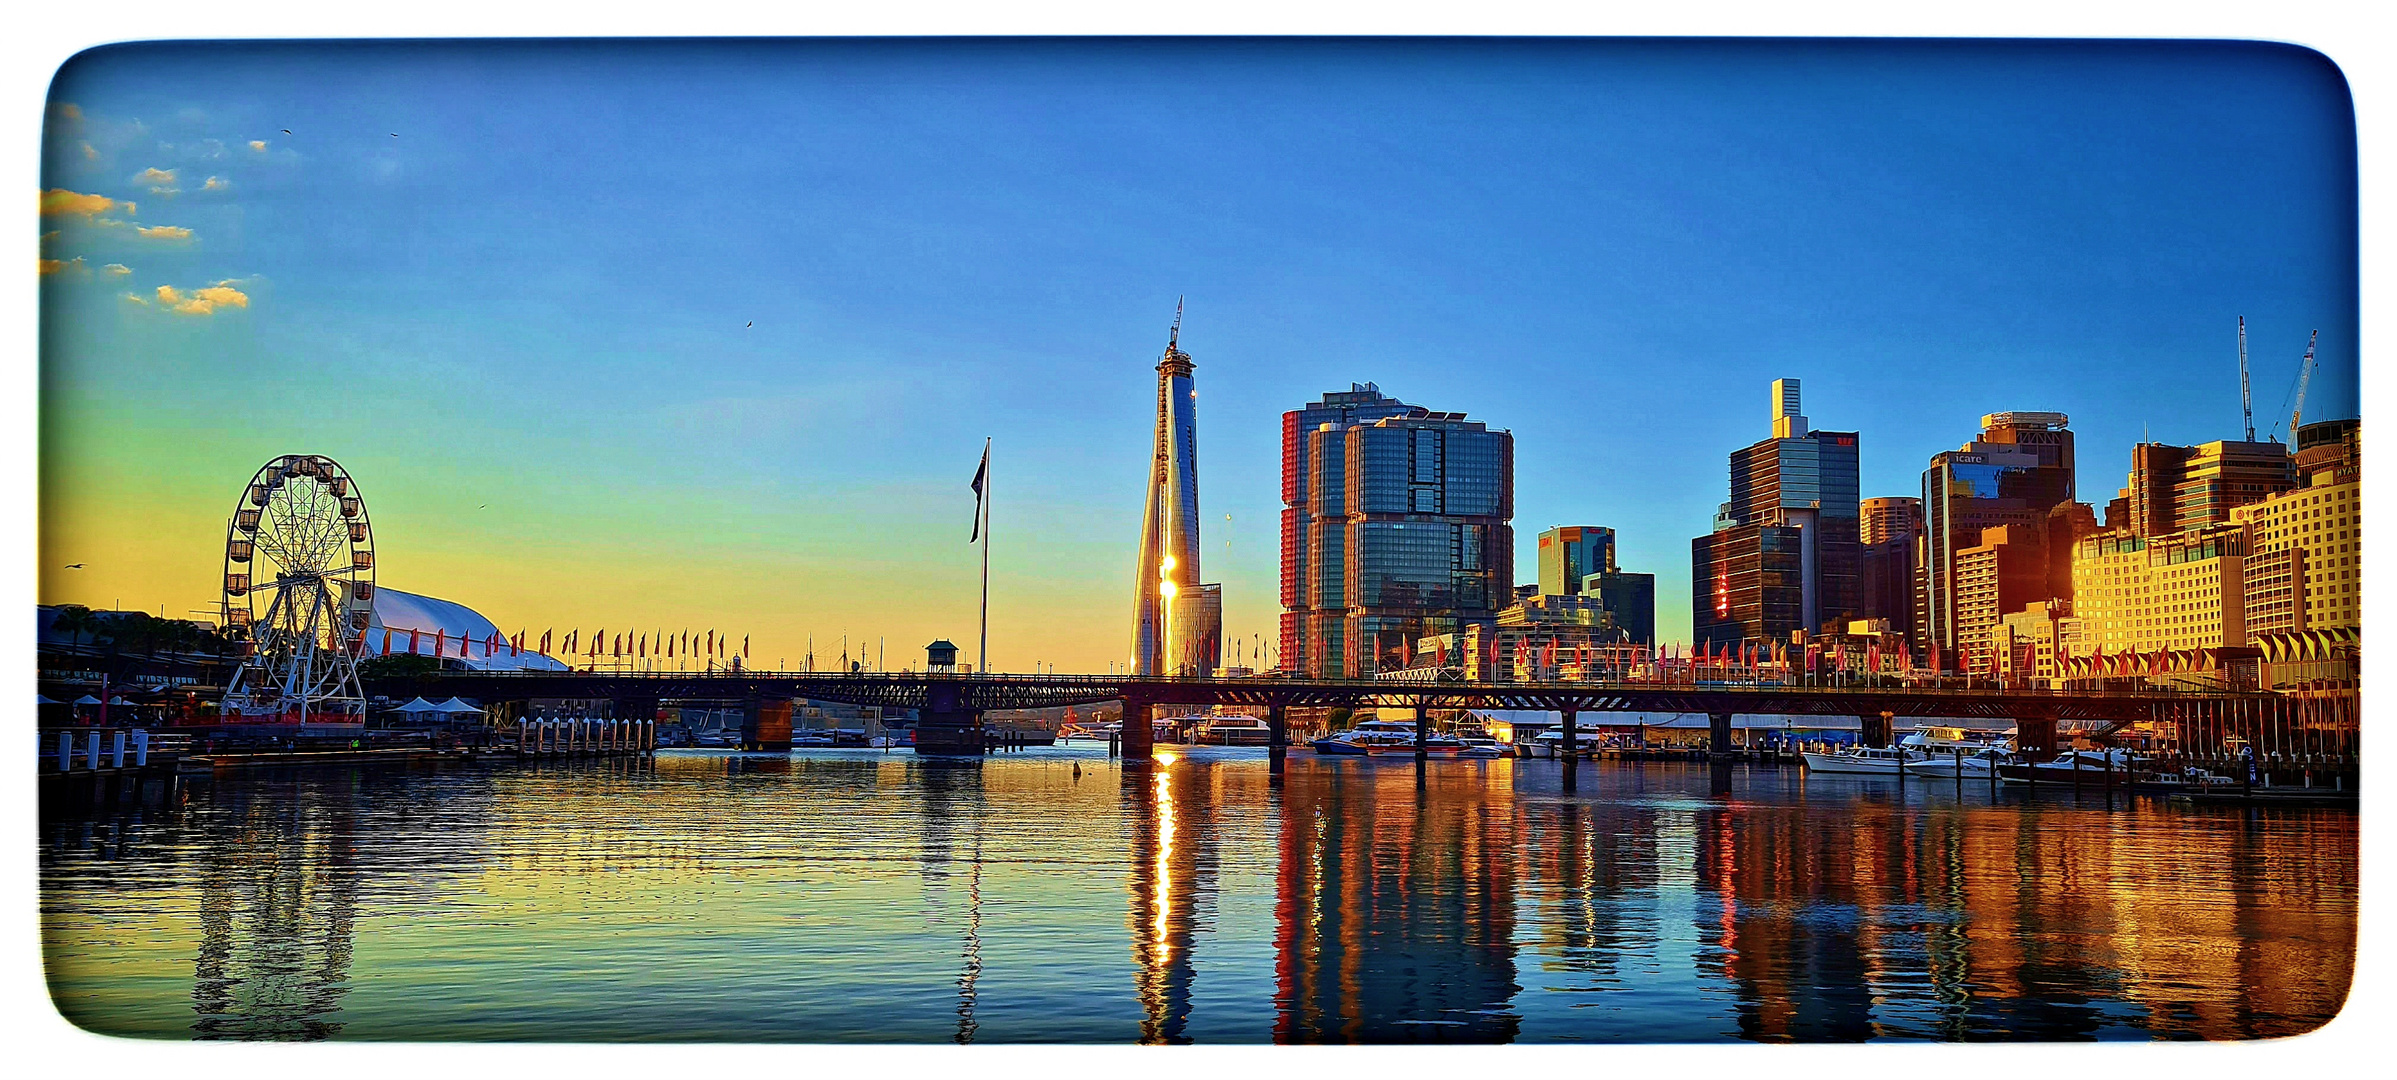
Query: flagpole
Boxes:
[{"xmin": 979, "ymin": 437, "xmax": 991, "ymax": 676}]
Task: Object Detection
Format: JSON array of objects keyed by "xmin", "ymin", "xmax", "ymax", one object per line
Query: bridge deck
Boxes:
[{"xmin": 371, "ymin": 671, "xmax": 2269, "ymax": 723}]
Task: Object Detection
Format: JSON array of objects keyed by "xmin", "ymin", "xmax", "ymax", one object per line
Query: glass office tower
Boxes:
[
  {"xmin": 1279, "ymin": 384, "xmax": 1427, "ymax": 675},
  {"xmin": 1131, "ymin": 312, "xmax": 1220, "ymax": 676},
  {"xmin": 1291, "ymin": 409, "xmax": 1513, "ymax": 678},
  {"xmin": 1692, "ymin": 379, "xmax": 1862, "ymax": 648},
  {"xmin": 1918, "ymin": 412, "xmax": 2076, "ymax": 653}
]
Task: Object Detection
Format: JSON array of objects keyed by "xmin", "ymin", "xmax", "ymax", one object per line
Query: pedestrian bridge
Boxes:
[{"xmin": 371, "ymin": 670, "xmax": 2277, "ymax": 758}]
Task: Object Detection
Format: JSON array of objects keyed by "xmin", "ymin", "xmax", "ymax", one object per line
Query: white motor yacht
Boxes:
[
  {"xmin": 1897, "ymin": 725, "xmax": 2011, "ymax": 755},
  {"xmin": 1903, "ymin": 746, "xmax": 2015, "ymax": 778},
  {"xmin": 1799, "ymin": 745, "xmax": 1928, "ymax": 775}
]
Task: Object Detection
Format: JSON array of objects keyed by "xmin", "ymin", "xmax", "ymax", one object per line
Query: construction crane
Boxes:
[
  {"xmin": 2238, "ymin": 316, "xmax": 2254, "ymax": 442},
  {"xmin": 2290, "ymin": 329, "xmax": 2320, "ymax": 440}
]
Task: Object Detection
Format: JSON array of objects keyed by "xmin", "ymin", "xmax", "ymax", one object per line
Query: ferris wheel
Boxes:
[{"xmin": 220, "ymin": 454, "xmax": 376, "ymax": 720}]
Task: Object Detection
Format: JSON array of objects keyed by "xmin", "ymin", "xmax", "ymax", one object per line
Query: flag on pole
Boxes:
[
  {"xmin": 970, "ymin": 442, "xmax": 990, "ymax": 541},
  {"xmin": 742, "ymin": 635, "xmax": 749, "ymax": 657}
]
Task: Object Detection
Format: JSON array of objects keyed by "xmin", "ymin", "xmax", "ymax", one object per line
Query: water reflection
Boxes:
[
  {"xmin": 39, "ymin": 753, "xmax": 2356, "ymax": 1043},
  {"xmin": 1124, "ymin": 759, "xmax": 1221, "ymax": 1044},
  {"xmin": 1269, "ymin": 761, "xmax": 1521, "ymax": 1042},
  {"xmin": 187, "ymin": 776, "xmax": 363, "ymax": 1040}
]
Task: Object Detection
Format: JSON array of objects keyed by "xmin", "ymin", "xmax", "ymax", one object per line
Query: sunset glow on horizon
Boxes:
[{"xmin": 38, "ymin": 39, "xmax": 2358, "ymax": 671}]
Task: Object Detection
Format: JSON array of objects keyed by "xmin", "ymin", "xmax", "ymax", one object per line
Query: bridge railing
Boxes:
[{"xmin": 395, "ymin": 668, "xmax": 2274, "ymax": 701}]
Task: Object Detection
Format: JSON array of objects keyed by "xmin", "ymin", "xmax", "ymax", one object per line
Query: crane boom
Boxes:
[
  {"xmin": 2291, "ymin": 329, "xmax": 2319, "ymax": 439},
  {"xmin": 2238, "ymin": 316, "xmax": 2254, "ymax": 442}
]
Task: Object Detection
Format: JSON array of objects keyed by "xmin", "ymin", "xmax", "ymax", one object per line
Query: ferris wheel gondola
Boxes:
[{"xmin": 220, "ymin": 454, "xmax": 377, "ymax": 722}]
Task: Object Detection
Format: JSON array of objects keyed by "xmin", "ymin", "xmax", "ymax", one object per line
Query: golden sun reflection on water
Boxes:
[{"xmin": 39, "ymin": 751, "xmax": 2356, "ymax": 1043}]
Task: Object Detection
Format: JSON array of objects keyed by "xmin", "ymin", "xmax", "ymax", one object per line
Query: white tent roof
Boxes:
[
  {"xmin": 73, "ymin": 694, "xmax": 103, "ymax": 705},
  {"xmin": 394, "ymin": 697, "xmax": 444, "ymax": 713},
  {"xmin": 35, "ymin": 694, "xmax": 60, "ymax": 705},
  {"xmin": 354, "ymin": 586, "xmax": 569, "ymax": 673},
  {"xmin": 434, "ymin": 697, "xmax": 483, "ymax": 714}
]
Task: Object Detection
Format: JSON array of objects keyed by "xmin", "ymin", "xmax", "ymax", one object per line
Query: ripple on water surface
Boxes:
[{"xmin": 40, "ymin": 748, "xmax": 2357, "ymax": 1042}]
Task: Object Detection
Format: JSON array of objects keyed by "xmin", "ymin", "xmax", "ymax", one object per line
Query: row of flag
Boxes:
[{"xmin": 363, "ymin": 625, "xmax": 750, "ymax": 661}]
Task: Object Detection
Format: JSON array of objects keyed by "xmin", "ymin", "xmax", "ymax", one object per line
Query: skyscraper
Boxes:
[
  {"xmin": 1692, "ymin": 379, "xmax": 1861, "ymax": 649},
  {"xmin": 1130, "ymin": 306, "xmax": 1221, "ymax": 676},
  {"xmin": 1537, "ymin": 526, "xmax": 1615, "ymax": 597},
  {"xmin": 1538, "ymin": 525, "xmax": 1655, "ymax": 648},
  {"xmin": 1285, "ymin": 403, "xmax": 1513, "ymax": 679},
  {"xmin": 1278, "ymin": 383, "xmax": 1428, "ymax": 673},
  {"xmin": 1918, "ymin": 412, "xmax": 2078, "ymax": 653},
  {"xmin": 2102, "ymin": 439, "xmax": 2296, "ymax": 537},
  {"xmin": 1858, "ymin": 496, "xmax": 1922, "ymax": 638}
]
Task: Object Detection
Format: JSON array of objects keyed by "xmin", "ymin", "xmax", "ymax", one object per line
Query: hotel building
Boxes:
[
  {"xmin": 1130, "ymin": 311, "xmax": 1222, "ymax": 676},
  {"xmin": 2231, "ymin": 419, "xmax": 2362, "ymax": 635}
]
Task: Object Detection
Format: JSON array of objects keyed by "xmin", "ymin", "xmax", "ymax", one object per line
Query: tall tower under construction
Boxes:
[{"xmin": 1131, "ymin": 303, "xmax": 1221, "ymax": 676}]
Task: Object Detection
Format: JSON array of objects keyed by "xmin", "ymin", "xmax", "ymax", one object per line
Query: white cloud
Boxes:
[
  {"xmin": 102, "ymin": 263, "xmax": 131, "ymax": 276},
  {"xmin": 38, "ymin": 256, "xmax": 86, "ymax": 277},
  {"xmin": 248, "ymin": 140, "xmax": 267, "ymax": 152},
  {"xmin": 133, "ymin": 166, "xmax": 176, "ymax": 185},
  {"xmin": 201, "ymin": 176, "xmax": 230, "ymax": 192},
  {"xmin": 38, "ymin": 188, "xmax": 119, "ymax": 216},
  {"xmin": 154, "ymin": 280, "xmax": 250, "ymax": 316},
  {"xmin": 135, "ymin": 224, "xmax": 192, "ymax": 240}
]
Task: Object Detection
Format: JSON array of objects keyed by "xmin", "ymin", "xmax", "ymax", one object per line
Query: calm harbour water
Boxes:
[{"xmin": 40, "ymin": 746, "xmax": 2355, "ymax": 1042}]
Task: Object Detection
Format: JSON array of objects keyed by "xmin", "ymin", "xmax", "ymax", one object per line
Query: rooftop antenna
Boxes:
[
  {"xmin": 2238, "ymin": 316, "xmax": 2255, "ymax": 442},
  {"xmin": 2290, "ymin": 329, "xmax": 2320, "ymax": 439}
]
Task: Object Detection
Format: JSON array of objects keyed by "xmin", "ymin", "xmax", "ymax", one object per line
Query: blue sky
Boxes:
[{"xmin": 39, "ymin": 38, "xmax": 2357, "ymax": 668}]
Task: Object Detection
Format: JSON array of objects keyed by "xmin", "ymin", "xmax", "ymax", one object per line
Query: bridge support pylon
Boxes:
[
  {"xmin": 1120, "ymin": 697, "xmax": 1153, "ymax": 761},
  {"xmin": 1267, "ymin": 702, "xmax": 1288, "ymax": 773},
  {"xmin": 1860, "ymin": 712, "xmax": 1891, "ymax": 749},
  {"xmin": 2018, "ymin": 712, "xmax": 2059, "ymax": 758},
  {"xmin": 1709, "ymin": 712, "xmax": 1734, "ymax": 757},
  {"xmin": 917, "ymin": 680, "xmax": 987, "ymax": 755},
  {"xmin": 1560, "ymin": 708, "xmax": 1579, "ymax": 790}
]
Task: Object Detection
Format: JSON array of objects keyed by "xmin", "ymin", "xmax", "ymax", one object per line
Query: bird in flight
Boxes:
[
  {"xmin": 390, "ymin": 133, "xmax": 399, "ymax": 138},
  {"xmin": 281, "ymin": 128, "xmax": 291, "ymax": 134},
  {"xmin": 478, "ymin": 504, "xmax": 488, "ymax": 509},
  {"xmin": 745, "ymin": 321, "xmax": 753, "ymax": 328},
  {"xmin": 63, "ymin": 563, "xmax": 85, "ymax": 569}
]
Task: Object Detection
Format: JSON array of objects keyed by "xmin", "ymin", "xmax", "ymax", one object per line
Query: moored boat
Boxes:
[
  {"xmin": 1199, "ymin": 716, "xmax": 1273, "ymax": 746},
  {"xmin": 1902, "ymin": 746, "xmax": 2014, "ymax": 778},
  {"xmin": 1311, "ymin": 720, "xmax": 1467, "ymax": 756},
  {"xmin": 1799, "ymin": 745, "xmax": 1927, "ymax": 775},
  {"xmin": 1998, "ymin": 748, "xmax": 2137, "ymax": 785}
]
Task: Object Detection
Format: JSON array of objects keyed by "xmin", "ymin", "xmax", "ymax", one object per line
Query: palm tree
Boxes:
[{"xmin": 50, "ymin": 605, "xmax": 93, "ymax": 653}]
